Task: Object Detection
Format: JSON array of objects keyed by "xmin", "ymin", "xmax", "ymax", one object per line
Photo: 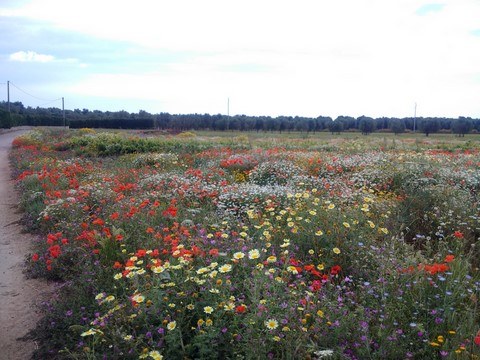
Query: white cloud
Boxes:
[
  {"xmin": 2, "ymin": 0, "xmax": 480, "ymax": 117},
  {"xmin": 9, "ymin": 50, "xmax": 54, "ymax": 62}
]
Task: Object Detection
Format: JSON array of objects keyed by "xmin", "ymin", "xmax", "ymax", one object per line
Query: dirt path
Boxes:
[{"xmin": 0, "ymin": 129, "xmax": 51, "ymax": 360}]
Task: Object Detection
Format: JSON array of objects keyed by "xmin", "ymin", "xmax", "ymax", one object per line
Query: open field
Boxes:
[{"xmin": 10, "ymin": 128, "xmax": 480, "ymax": 359}]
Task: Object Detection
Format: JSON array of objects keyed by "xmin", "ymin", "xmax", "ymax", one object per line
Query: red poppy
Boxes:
[
  {"xmin": 235, "ymin": 305, "xmax": 247, "ymax": 314},
  {"xmin": 136, "ymin": 249, "xmax": 147, "ymax": 258},
  {"xmin": 424, "ymin": 263, "xmax": 449, "ymax": 275},
  {"xmin": 310, "ymin": 280, "xmax": 322, "ymax": 292},
  {"xmin": 92, "ymin": 218, "xmax": 105, "ymax": 226},
  {"xmin": 163, "ymin": 205, "xmax": 178, "ymax": 218},
  {"xmin": 46, "ymin": 233, "xmax": 57, "ymax": 245},
  {"xmin": 475, "ymin": 330, "xmax": 480, "ymax": 346},
  {"xmin": 209, "ymin": 248, "xmax": 219, "ymax": 257},
  {"xmin": 331, "ymin": 265, "xmax": 341, "ymax": 275},
  {"xmin": 48, "ymin": 244, "xmax": 61, "ymax": 258},
  {"xmin": 444, "ymin": 254, "xmax": 455, "ymax": 263},
  {"xmin": 146, "ymin": 227, "xmax": 155, "ymax": 234},
  {"xmin": 454, "ymin": 231, "xmax": 464, "ymax": 239},
  {"xmin": 304, "ymin": 264, "xmax": 315, "ymax": 272}
]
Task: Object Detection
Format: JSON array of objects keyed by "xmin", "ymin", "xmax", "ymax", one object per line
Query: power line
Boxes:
[
  {"xmin": 9, "ymin": 82, "xmax": 61, "ymax": 102},
  {"xmin": 36, "ymin": 99, "xmax": 63, "ymax": 108}
]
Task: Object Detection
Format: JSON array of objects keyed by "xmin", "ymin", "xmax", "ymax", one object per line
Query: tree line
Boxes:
[{"xmin": 1, "ymin": 101, "xmax": 479, "ymax": 136}]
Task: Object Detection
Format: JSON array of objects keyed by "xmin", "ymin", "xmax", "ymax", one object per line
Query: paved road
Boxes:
[{"xmin": 0, "ymin": 129, "xmax": 49, "ymax": 359}]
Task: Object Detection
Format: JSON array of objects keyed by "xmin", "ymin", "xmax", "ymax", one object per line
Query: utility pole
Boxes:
[
  {"xmin": 62, "ymin": 97, "xmax": 65, "ymax": 127},
  {"xmin": 7, "ymin": 81, "xmax": 10, "ymax": 113}
]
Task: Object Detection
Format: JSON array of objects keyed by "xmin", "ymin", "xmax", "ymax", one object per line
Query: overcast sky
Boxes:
[{"xmin": 1, "ymin": 0, "xmax": 480, "ymax": 118}]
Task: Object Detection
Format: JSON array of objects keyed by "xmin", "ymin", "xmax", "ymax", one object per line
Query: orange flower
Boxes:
[{"xmin": 444, "ymin": 254, "xmax": 455, "ymax": 263}]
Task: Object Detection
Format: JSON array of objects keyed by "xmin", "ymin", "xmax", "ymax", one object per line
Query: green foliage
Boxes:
[
  {"xmin": 389, "ymin": 119, "xmax": 406, "ymax": 135},
  {"xmin": 0, "ymin": 108, "xmax": 12, "ymax": 129},
  {"xmin": 65, "ymin": 131, "xmax": 250, "ymax": 157},
  {"xmin": 419, "ymin": 118, "xmax": 441, "ymax": 137},
  {"xmin": 70, "ymin": 118, "xmax": 154, "ymax": 129},
  {"xmin": 452, "ymin": 117, "xmax": 473, "ymax": 137},
  {"xmin": 358, "ymin": 116, "xmax": 375, "ymax": 135},
  {"xmin": 327, "ymin": 120, "xmax": 344, "ymax": 134}
]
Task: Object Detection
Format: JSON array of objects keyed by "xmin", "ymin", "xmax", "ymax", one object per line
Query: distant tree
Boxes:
[
  {"xmin": 278, "ymin": 118, "xmax": 287, "ymax": 133},
  {"xmin": 389, "ymin": 118, "xmax": 405, "ymax": 135},
  {"xmin": 335, "ymin": 115, "xmax": 356, "ymax": 130},
  {"xmin": 228, "ymin": 116, "xmax": 240, "ymax": 131},
  {"xmin": 0, "ymin": 109, "xmax": 12, "ymax": 129},
  {"xmin": 156, "ymin": 113, "xmax": 171, "ymax": 129},
  {"xmin": 328, "ymin": 120, "xmax": 343, "ymax": 135},
  {"xmin": 377, "ymin": 117, "xmax": 389, "ymax": 130},
  {"xmin": 316, "ymin": 116, "xmax": 332, "ymax": 131},
  {"xmin": 138, "ymin": 110, "xmax": 152, "ymax": 119},
  {"xmin": 264, "ymin": 117, "xmax": 276, "ymax": 132},
  {"xmin": 358, "ymin": 116, "xmax": 375, "ymax": 135},
  {"xmin": 452, "ymin": 117, "xmax": 473, "ymax": 137},
  {"xmin": 294, "ymin": 117, "xmax": 309, "ymax": 132},
  {"xmin": 255, "ymin": 118, "xmax": 264, "ymax": 132},
  {"xmin": 418, "ymin": 118, "xmax": 440, "ymax": 137}
]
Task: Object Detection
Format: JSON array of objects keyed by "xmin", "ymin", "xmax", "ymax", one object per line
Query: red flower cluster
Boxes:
[
  {"xmin": 421, "ymin": 262, "xmax": 449, "ymax": 275},
  {"xmin": 35, "ymin": 232, "xmax": 70, "ymax": 271},
  {"xmin": 399, "ymin": 254, "xmax": 455, "ymax": 276}
]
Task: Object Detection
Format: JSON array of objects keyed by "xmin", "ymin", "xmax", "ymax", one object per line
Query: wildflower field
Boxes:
[{"xmin": 10, "ymin": 129, "xmax": 480, "ymax": 359}]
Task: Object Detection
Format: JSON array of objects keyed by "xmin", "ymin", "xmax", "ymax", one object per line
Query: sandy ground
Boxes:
[{"xmin": 0, "ymin": 129, "xmax": 52, "ymax": 360}]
